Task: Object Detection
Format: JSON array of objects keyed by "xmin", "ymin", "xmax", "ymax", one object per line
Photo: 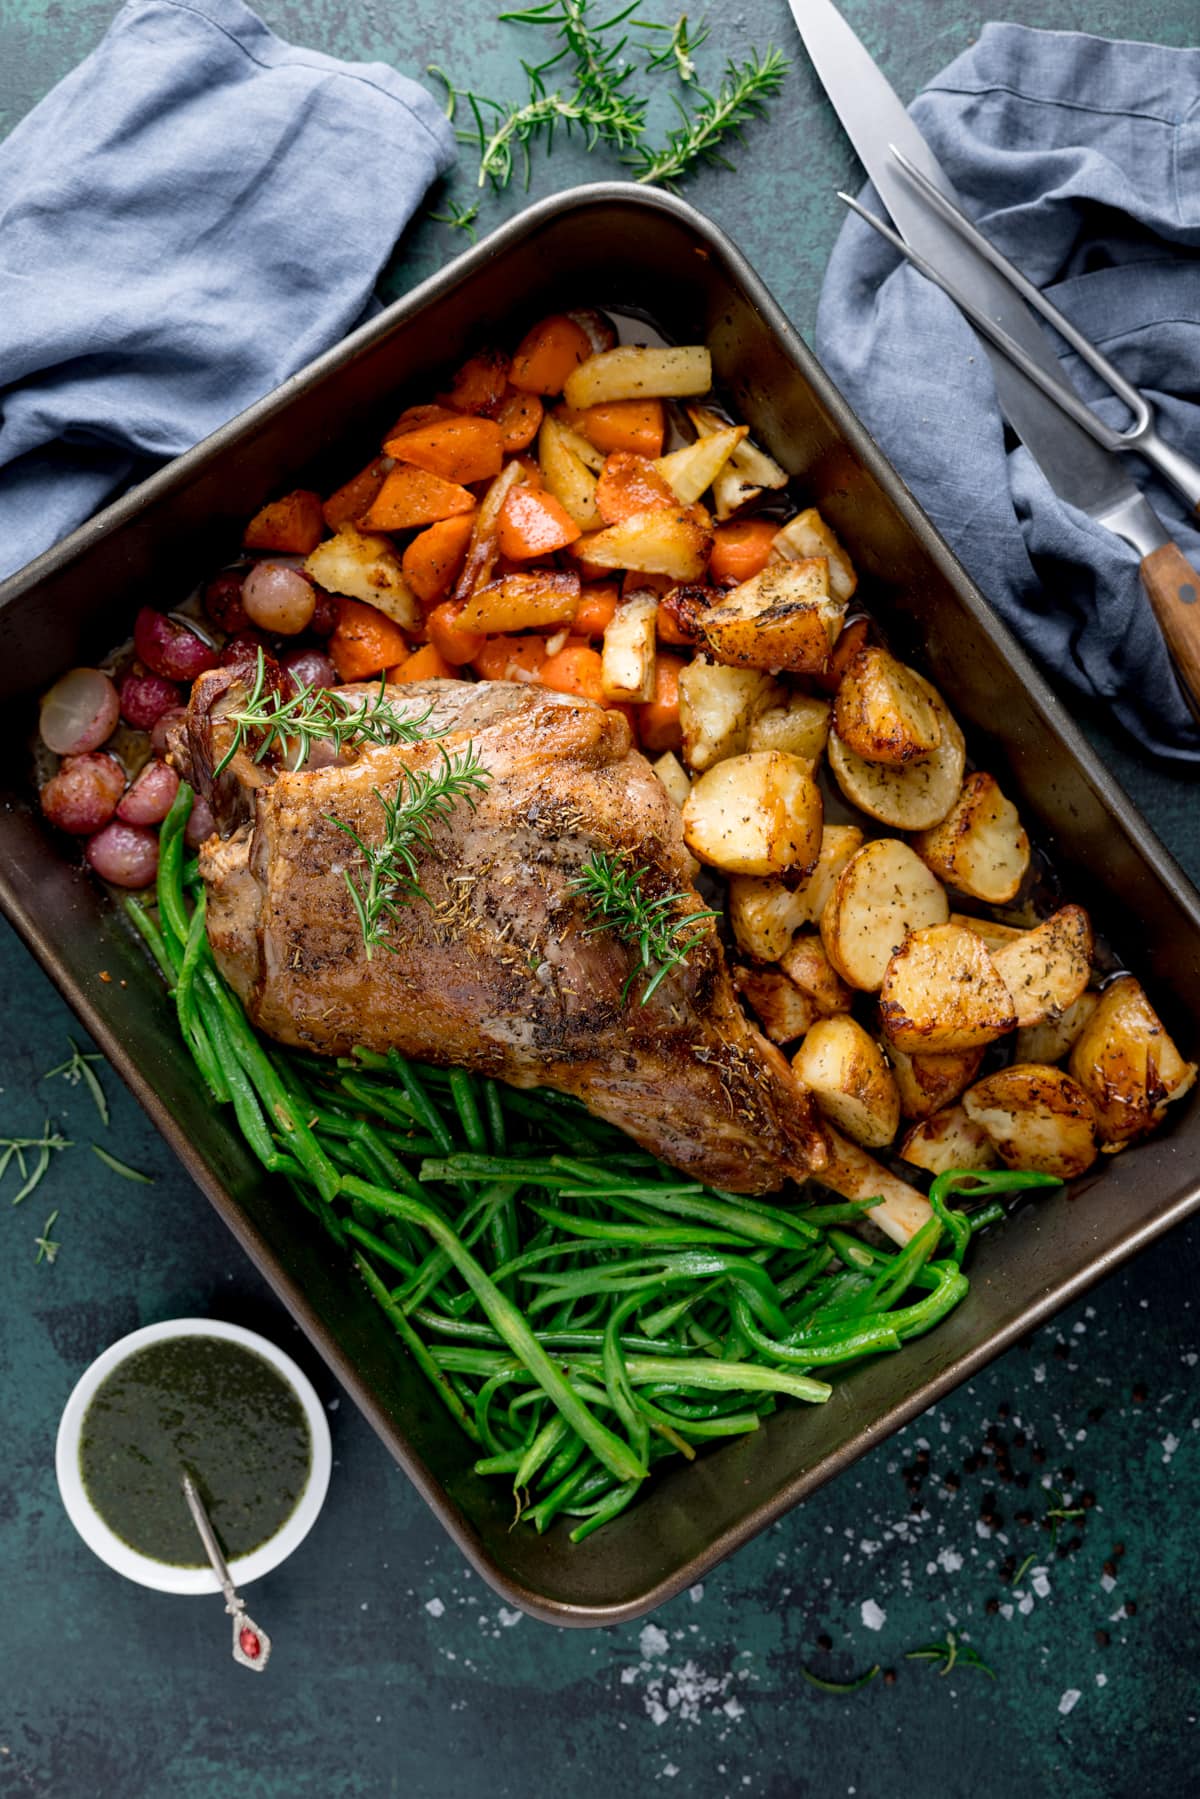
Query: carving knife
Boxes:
[{"xmin": 787, "ymin": 0, "xmax": 1200, "ymax": 715}]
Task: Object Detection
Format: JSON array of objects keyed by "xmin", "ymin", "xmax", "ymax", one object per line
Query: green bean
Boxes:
[
  {"xmin": 123, "ymin": 896, "xmax": 178, "ymax": 982},
  {"xmin": 388, "ymin": 1055, "xmax": 455, "ymax": 1157},
  {"xmin": 156, "ymin": 781, "xmax": 194, "ymax": 955},
  {"xmin": 515, "ymin": 1416, "xmax": 573, "ymax": 1491},
  {"xmin": 483, "ymin": 1079, "xmax": 508, "ymax": 1154},
  {"xmin": 568, "ymin": 1480, "xmax": 640, "ymax": 1542},
  {"xmin": 343, "ymin": 1219, "xmax": 419, "ymax": 1282},
  {"xmin": 447, "ymin": 1070, "xmax": 488, "ymax": 1154},
  {"xmin": 400, "ymin": 1182, "xmax": 520, "ymax": 1316},
  {"xmin": 355, "ymin": 1254, "xmax": 481, "ymax": 1443},
  {"xmin": 732, "ymin": 1295, "xmax": 902, "ymax": 1367}
]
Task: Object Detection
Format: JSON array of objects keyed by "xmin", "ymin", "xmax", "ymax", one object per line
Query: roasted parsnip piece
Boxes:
[
  {"xmin": 575, "ymin": 506, "xmax": 713, "ymax": 582},
  {"xmin": 770, "ymin": 507, "xmax": 858, "ymax": 604},
  {"xmin": 683, "ymin": 751, "xmax": 823, "ymax": 878},
  {"xmin": 911, "ymin": 772, "xmax": 1030, "ymax": 905},
  {"xmin": 963, "ymin": 1064, "xmax": 1099, "ymax": 1179},
  {"xmin": 654, "ymin": 425, "xmax": 747, "ymax": 505},
  {"xmin": 792, "ymin": 1015, "xmax": 900, "ymax": 1149},
  {"xmin": 303, "ymin": 528, "xmax": 419, "ymax": 627},
  {"xmin": 833, "ymin": 647, "xmax": 942, "ymax": 766},
  {"xmin": 819, "ymin": 838, "xmax": 949, "ymax": 992},
  {"xmin": 537, "ymin": 415, "xmax": 602, "ymax": 529},
  {"xmin": 601, "ymin": 591, "xmax": 658, "ymax": 702},
  {"xmin": 563, "ymin": 345, "xmax": 712, "ymax": 409},
  {"xmin": 879, "ymin": 923, "xmax": 1017, "ymax": 1052}
]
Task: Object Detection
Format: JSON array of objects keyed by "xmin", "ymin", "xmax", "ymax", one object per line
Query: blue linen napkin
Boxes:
[
  {"xmin": 815, "ymin": 24, "xmax": 1200, "ymax": 763},
  {"xmin": 0, "ymin": 0, "xmax": 455, "ymax": 583}
]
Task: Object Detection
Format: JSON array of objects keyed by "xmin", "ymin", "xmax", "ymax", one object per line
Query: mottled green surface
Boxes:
[{"xmin": 2, "ymin": 3, "xmax": 1199, "ymax": 1795}]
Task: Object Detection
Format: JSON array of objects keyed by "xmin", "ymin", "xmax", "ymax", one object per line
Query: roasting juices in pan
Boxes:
[{"xmin": 33, "ymin": 309, "xmax": 1196, "ymax": 1539}]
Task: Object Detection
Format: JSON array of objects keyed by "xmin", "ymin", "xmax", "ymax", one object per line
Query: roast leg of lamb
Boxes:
[{"xmin": 175, "ymin": 671, "xmax": 829, "ymax": 1193}]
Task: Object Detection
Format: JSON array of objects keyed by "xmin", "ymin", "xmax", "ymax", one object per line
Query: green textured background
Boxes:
[{"xmin": 2, "ymin": 3, "xmax": 1199, "ymax": 1795}]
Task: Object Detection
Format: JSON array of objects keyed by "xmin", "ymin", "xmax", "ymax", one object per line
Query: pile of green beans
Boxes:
[{"xmin": 128, "ymin": 782, "xmax": 1059, "ymax": 1542}]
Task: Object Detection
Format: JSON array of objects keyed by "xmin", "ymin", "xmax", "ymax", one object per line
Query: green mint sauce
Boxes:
[{"xmin": 79, "ymin": 1337, "xmax": 311, "ymax": 1566}]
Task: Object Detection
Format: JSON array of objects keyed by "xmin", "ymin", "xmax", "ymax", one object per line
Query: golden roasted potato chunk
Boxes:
[
  {"xmin": 770, "ymin": 507, "xmax": 858, "ymax": 604},
  {"xmin": 1068, "ymin": 975, "xmax": 1197, "ymax": 1148},
  {"xmin": 828, "ymin": 672, "xmax": 965, "ymax": 830},
  {"xmin": 650, "ymin": 750, "xmax": 691, "ymax": 810},
  {"xmin": 816, "ymin": 1128, "xmax": 934, "ymax": 1246},
  {"xmin": 898, "ymin": 1104, "xmax": 999, "ymax": 1176},
  {"xmin": 792, "ymin": 1015, "xmax": 901, "ymax": 1148},
  {"xmin": 990, "ymin": 905, "xmax": 1093, "ymax": 1029},
  {"xmin": 733, "ymin": 965, "xmax": 816, "ymax": 1045},
  {"xmin": 819, "ymin": 838, "xmax": 949, "ymax": 992},
  {"xmin": 911, "ymin": 771, "xmax": 1030, "ymax": 905},
  {"xmin": 726, "ymin": 825, "xmax": 864, "ymax": 961},
  {"xmin": 949, "ymin": 912, "xmax": 1027, "ymax": 952},
  {"xmin": 747, "ymin": 692, "xmax": 832, "ymax": 762},
  {"xmin": 697, "ymin": 560, "xmax": 845, "ymax": 674},
  {"xmin": 678, "ymin": 661, "xmax": 777, "ymax": 771},
  {"xmin": 600, "ymin": 591, "xmax": 658, "ymax": 702},
  {"xmin": 780, "ymin": 933, "xmax": 853, "ymax": 1016},
  {"xmin": 833, "ymin": 647, "xmax": 942, "ymax": 766},
  {"xmin": 1015, "ymin": 991, "xmax": 1098, "ymax": 1065},
  {"xmin": 683, "ymin": 751, "xmax": 823, "ymax": 878},
  {"xmin": 879, "ymin": 923, "xmax": 1017, "ymax": 1052},
  {"xmin": 963, "ymin": 1064, "xmax": 1099, "ymax": 1179},
  {"xmin": 886, "ymin": 1042, "xmax": 985, "ymax": 1121}
]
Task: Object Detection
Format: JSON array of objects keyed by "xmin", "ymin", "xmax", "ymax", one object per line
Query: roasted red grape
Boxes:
[
  {"xmin": 134, "ymin": 608, "xmax": 220, "ymax": 683},
  {"xmin": 203, "ymin": 570, "xmax": 249, "ymax": 635},
  {"xmin": 150, "ymin": 705, "xmax": 188, "ymax": 758},
  {"xmin": 40, "ymin": 753, "xmax": 126, "ymax": 835},
  {"xmin": 116, "ymin": 759, "xmax": 180, "ymax": 825},
  {"xmin": 308, "ymin": 587, "xmax": 340, "ymax": 636},
  {"xmin": 119, "ymin": 669, "xmax": 182, "ymax": 731},
  {"xmin": 219, "ymin": 629, "xmax": 277, "ymax": 673},
  {"xmin": 85, "ymin": 820, "xmax": 160, "ymax": 888},
  {"xmin": 183, "ymin": 794, "xmax": 216, "ymax": 849},
  {"xmin": 242, "ymin": 563, "xmax": 316, "ymax": 635},
  {"xmin": 39, "ymin": 668, "xmax": 120, "ymax": 756},
  {"xmin": 280, "ymin": 647, "xmax": 337, "ymax": 697}
]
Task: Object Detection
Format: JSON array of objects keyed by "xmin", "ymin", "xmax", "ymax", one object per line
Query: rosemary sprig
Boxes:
[
  {"xmin": 329, "ymin": 747, "xmax": 491, "ymax": 958},
  {"xmin": 500, "ymin": 0, "xmax": 648, "ymax": 144},
  {"xmin": 1010, "ymin": 1551, "xmax": 1037, "ymax": 1588},
  {"xmin": 427, "ymin": 199, "xmax": 482, "ymax": 241},
  {"xmin": 628, "ymin": 46, "xmax": 788, "ymax": 189},
  {"xmin": 905, "ymin": 1632, "xmax": 995, "ymax": 1679},
  {"xmin": 800, "ymin": 1663, "xmax": 881, "ymax": 1695},
  {"xmin": 214, "ymin": 651, "xmax": 443, "ymax": 779},
  {"xmin": 1044, "ymin": 1486, "xmax": 1086, "ymax": 1548},
  {"xmin": 572, "ymin": 849, "xmax": 719, "ymax": 1004},
  {"xmin": 42, "ymin": 1039, "xmax": 109, "ymax": 1126},
  {"xmin": 643, "ymin": 11, "xmax": 708, "ymax": 82},
  {"xmin": 92, "ymin": 1145, "xmax": 155, "ymax": 1185},
  {"xmin": 34, "ymin": 1210, "xmax": 61, "ymax": 1266},
  {"xmin": 1, "ymin": 1123, "xmax": 72, "ymax": 1205}
]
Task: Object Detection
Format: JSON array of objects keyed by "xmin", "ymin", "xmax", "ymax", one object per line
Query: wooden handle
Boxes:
[{"xmin": 1139, "ymin": 542, "xmax": 1200, "ymax": 720}]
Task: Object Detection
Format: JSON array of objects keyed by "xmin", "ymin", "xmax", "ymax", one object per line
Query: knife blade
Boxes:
[{"xmin": 788, "ymin": 0, "xmax": 1200, "ymax": 714}]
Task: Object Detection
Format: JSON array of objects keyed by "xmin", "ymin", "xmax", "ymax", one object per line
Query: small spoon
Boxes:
[{"xmin": 181, "ymin": 1472, "xmax": 272, "ymax": 1672}]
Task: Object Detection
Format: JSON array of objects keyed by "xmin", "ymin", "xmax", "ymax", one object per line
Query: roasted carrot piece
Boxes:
[
  {"xmin": 509, "ymin": 314, "xmax": 594, "ymax": 395},
  {"xmin": 382, "ymin": 417, "xmax": 504, "ymax": 486},
  {"xmin": 595, "ymin": 452, "xmax": 678, "ymax": 525},
  {"xmin": 656, "ymin": 598, "xmax": 696, "ymax": 646},
  {"xmin": 388, "ymin": 642, "xmax": 456, "ymax": 683},
  {"xmin": 323, "ymin": 457, "xmax": 392, "ymax": 532},
  {"xmin": 472, "ymin": 635, "xmax": 548, "ymax": 682},
  {"xmin": 442, "ymin": 348, "xmax": 510, "ymax": 415},
  {"xmin": 384, "ymin": 402, "xmax": 460, "ymax": 440},
  {"xmin": 559, "ymin": 400, "xmax": 665, "ymax": 458},
  {"xmin": 329, "ymin": 597, "xmax": 410, "ymax": 682},
  {"xmin": 496, "ymin": 486, "xmax": 581, "ymax": 560},
  {"xmin": 708, "ymin": 518, "xmax": 780, "ymax": 585},
  {"xmin": 359, "ymin": 465, "xmax": 476, "ymax": 531},
  {"xmin": 493, "ymin": 387, "xmax": 545, "ymax": 453},
  {"xmin": 425, "ymin": 600, "xmax": 486, "ymax": 667},
  {"xmin": 538, "ymin": 639, "xmax": 606, "ymax": 705},
  {"xmin": 573, "ymin": 581, "xmax": 620, "ymax": 639},
  {"xmin": 637, "ymin": 652, "xmax": 687, "ymax": 753},
  {"xmin": 401, "ymin": 513, "xmax": 477, "ymax": 607},
  {"xmin": 243, "ymin": 489, "xmax": 325, "ymax": 554}
]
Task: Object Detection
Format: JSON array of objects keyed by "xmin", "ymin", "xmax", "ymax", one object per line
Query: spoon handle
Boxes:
[{"xmin": 181, "ymin": 1473, "xmax": 272, "ymax": 1672}]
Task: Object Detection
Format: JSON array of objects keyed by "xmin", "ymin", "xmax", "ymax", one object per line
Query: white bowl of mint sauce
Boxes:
[{"xmin": 56, "ymin": 1318, "xmax": 332, "ymax": 1595}]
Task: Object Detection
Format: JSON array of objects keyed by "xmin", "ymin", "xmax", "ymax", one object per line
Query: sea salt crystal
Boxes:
[
  {"xmin": 425, "ymin": 1597, "xmax": 445, "ymax": 1618},
  {"xmin": 1101, "ymin": 1573, "xmax": 1117, "ymax": 1593},
  {"xmin": 860, "ymin": 1600, "xmax": 886, "ymax": 1632},
  {"xmin": 1032, "ymin": 1571, "xmax": 1051, "ymax": 1599},
  {"xmin": 1058, "ymin": 1689, "xmax": 1082, "ymax": 1716},
  {"xmin": 1033, "ymin": 1363, "xmax": 1046, "ymax": 1384},
  {"xmin": 498, "ymin": 1608, "xmax": 522, "ymax": 1628},
  {"xmin": 640, "ymin": 1624, "xmax": 670, "ymax": 1660},
  {"xmin": 1096, "ymin": 1674, "xmax": 1108, "ymax": 1688},
  {"xmin": 938, "ymin": 1548, "xmax": 964, "ymax": 1573},
  {"xmin": 1018, "ymin": 1594, "xmax": 1035, "ymax": 1616},
  {"xmin": 1163, "ymin": 1433, "xmax": 1180, "ymax": 1464},
  {"xmin": 689, "ymin": 1585, "xmax": 704, "ymax": 1604},
  {"xmin": 662, "ymin": 1765, "xmax": 679, "ymax": 1780}
]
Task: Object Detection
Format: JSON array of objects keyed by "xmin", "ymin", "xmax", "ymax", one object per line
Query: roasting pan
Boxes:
[{"xmin": 2, "ymin": 185, "xmax": 1198, "ymax": 1627}]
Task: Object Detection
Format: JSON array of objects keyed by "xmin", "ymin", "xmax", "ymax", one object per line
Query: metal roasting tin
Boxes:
[{"xmin": 2, "ymin": 185, "xmax": 1199, "ymax": 1626}]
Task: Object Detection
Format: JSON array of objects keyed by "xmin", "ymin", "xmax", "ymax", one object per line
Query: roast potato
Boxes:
[
  {"xmin": 563, "ymin": 344, "xmax": 712, "ymax": 409},
  {"xmin": 1015, "ymin": 991, "xmax": 1099, "ymax": 1065},
  {"xmin": 769, "ymin": 507, "xmax": 858, "ymax": 604},
  {"xmin": 990, "ymin": 905, "xmax": 1093, "ymax": 1029},
  {"xmin": 911, "ymin": 771, "xmax": 1030, "ymax": 904},
  {"xmin": 949, "ymin": 912, "xmax": 1027, "ymax": 952},
  {"xmin": 575, "ymin": 506, "xmax": 712, "ymax": 582},
  {"xmin": 886, "ymin": 1042, "xmax": 985, "ymax": 1121},
  {"xmin": 898, "ymin": 1104, "xmax": 999, "ymax": 1176},
  {"xmin": 1068, "ymin": 975, "xmax": 1197, "ymax": 1148},
  {"xmin": 963, "ymin": 1064, "xmax": 1099, "ymax": 1178},
  {"xmin": 601, "ymin": 591, "xmax": 658, "ymax": 702},
  {"xmin": 828, "ymin": 672, "xmax": 965, "ymax": 830},
  {"xmin": 651, "ymin": 750, "xmax": 691, "ymax": 810},
  {"xmin": 697, "ymin": 560, "xmax": 845, "ymax": 674},
  {"xmin": 833, "ymin": 647, "xmax": 943, "ymax": 766},
  {"xmin": 780, "ymin": 933, "xmax": 853, "ymax": 1016},
  {"xmin": 304, "ymin": 528, "xmax": 419, "ymax": 628},
  {"xmin": 678, "ymin": 660, "xmax": 776, "ymax": 771},
  {"xmin": 819, "ymin": 838, "xmax": 949, "ymax": 992},
  {"xmin": 654, "ymin": 425, "xmax": 747, "ymax": 505},
  {"xmin": 725, "ymin": 825, "xmax": 863, "ymax": 960},
  {"xmin": 733, "ymin": 965, "xmax": 816, "ymax": 1045},
  {"xmin": 878, "ymin": 923, "xmax": 1017, "ymax": 1052},
  {"xmin": 682, "ymin": 751, "xmax": 823, "ymax": 878},
  {"xmin": 747, "ymin": 692, "xmax": 832, "ymax": 762},
  {"xmin": 792, "ymin": 1015, "xmax": 901, "ymax": 1148},
  {"xmin": 817, "ymin": 1128, "xmax": 935, "ymax": 1246}
]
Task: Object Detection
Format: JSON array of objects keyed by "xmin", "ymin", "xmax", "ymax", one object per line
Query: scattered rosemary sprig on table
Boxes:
[
  {"xmin": 1, "ymin": 1123, "xmax": 72, "ymax": 1205},
  {"xmin": 905, "ymin": 1632, "xmax": 995, "ymax": 1679},
  {"xmin": 643, "ymin": 11, "xmax": 707, "ymax": 82},
  {"xmin": 42, "ymin": 1039, "xmax": 109, "ymax": 1126},
  {"xmin": 628, "ymin": 46, "xmax": 789, "ymax": 188},
  {"xmin": 91, "ymin": 1145, "xmax": 155, "ymax": 1185},
  {"xmin": 426, "ymin": 198, "xmax": 482, "ymax": 241},
  {"xmin": 329, "ymin": 747, "xmax": 492, "ymax": 958},
  {"xmin": 34, "ymin": 1210, "xmax": 60, "ymax": 1266},
  {"xmin": 572, "ymin": 849, "xmax": 719, "ymax": 1003},
  {"xmin": 214, "ymin": 651, "xmax": 443, "ymax": 778},
  {"xmin": 800, "ymin": 1662, "xmax": 881, "ymax": 1695}
]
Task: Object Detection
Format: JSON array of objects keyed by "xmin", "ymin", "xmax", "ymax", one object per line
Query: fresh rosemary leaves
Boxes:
[
  {"xmin": 430, "ymin": 3, "xmax": 786, "ymax": 198},
  {"xmin": 572, "ymin": 848, "xmax": 718, "ymax": 1004},
  {"xmin": 214, "ymin": 651, "xmax": 443, "ymax": 778},
  {"xmin": 43, "ymin": 1039, "xmax": 109, "ymax": 1126},
  {"xmin": 329, "ymin": 746, "xmax": 492, "ymax": 958},
  {"xmin": 0, "ymin": 1123, "xmax": 72, "ymax": 1206}
]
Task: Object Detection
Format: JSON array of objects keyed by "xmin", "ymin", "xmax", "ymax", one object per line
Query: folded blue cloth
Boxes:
[
  {"xmin": 816, "ymin": 24, "xmax": 1200, "ymax": 763},
  {"xmin": 0, "ymin": 0, "xmax": 455, "ymax": 583}
]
